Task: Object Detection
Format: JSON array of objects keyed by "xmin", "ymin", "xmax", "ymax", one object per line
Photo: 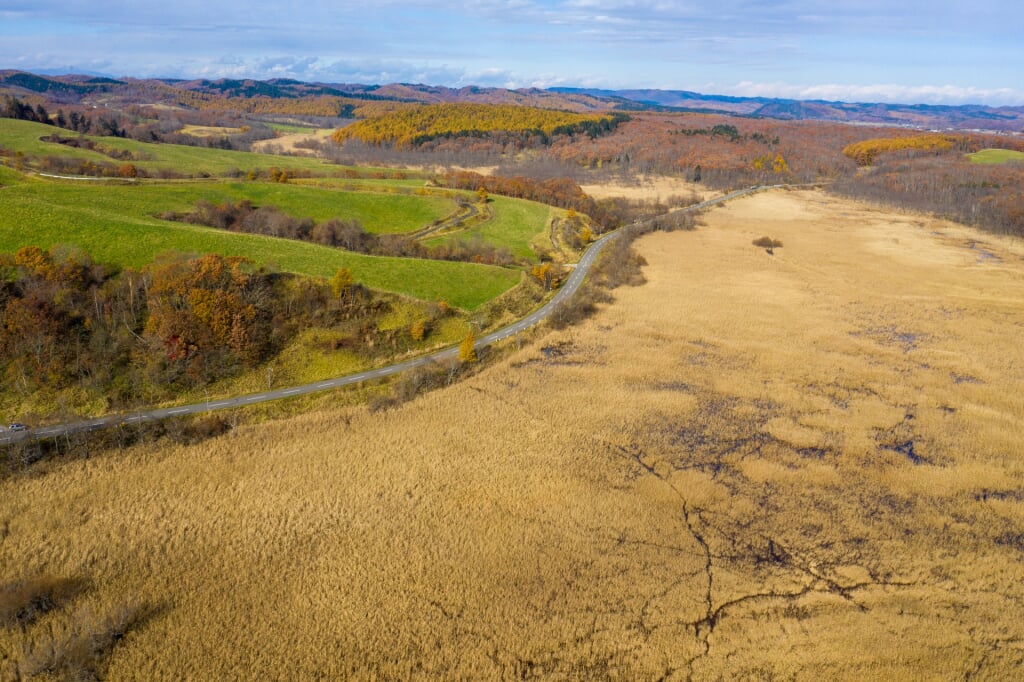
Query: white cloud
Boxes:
[
  {"xmin": 724, "ymin": 81, "xmax": 1024, "ymax": 107},
  {"xmin": 2, "ymin": 1, "xmax": 1022, "ymax": 107}
]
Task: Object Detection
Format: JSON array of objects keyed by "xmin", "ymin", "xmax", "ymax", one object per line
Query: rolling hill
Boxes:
[{"xmin": 5, "ymin": 70, "xmax": 1024, "ymax": 130}]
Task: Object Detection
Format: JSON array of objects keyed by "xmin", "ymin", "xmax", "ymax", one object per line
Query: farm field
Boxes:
[
  {"xmin": 968, "ymin": 148, "xmax": 1024, "ymax": 164},
  {"xmin": 0, "ymin": 118, "xmax": 388, "ymax": 178},
  {"xmin": 580, "ymin": 174, "xmax": 712, "ymax": 203},
  {"xmin": 0, "ymin": 175, "xmax": 520, "ymax": 309},
  {"xmin": 178, "ymin": 125, "xmax": 244, "ymax": 137},
  {"xmin": 251, "ymin": 127, "xmax": 334, "ymax": 155},
  {"xmin": 3, "ymin": 189, "xmax": 1021, "ymax": 678},
  {"xmin": 0, "ymin": 174, "xmax": 456, "ymax": 233},
  {"xmin": 423, "ymin": 195, "xmax": 555, "ymax": 259}
]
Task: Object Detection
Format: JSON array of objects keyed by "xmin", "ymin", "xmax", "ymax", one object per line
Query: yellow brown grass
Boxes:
[{"xmin": 1, "ymin": 189, "xmax": 1023, "ymax": 678}]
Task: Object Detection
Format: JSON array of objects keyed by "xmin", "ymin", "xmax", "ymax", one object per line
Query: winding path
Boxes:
[{"xmin": 0, "ymin": 186, "xmax": 759, "ymax": 445}]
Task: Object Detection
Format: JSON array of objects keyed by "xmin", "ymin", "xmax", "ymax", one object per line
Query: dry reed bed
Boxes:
[{"xmin": 1, "ymin": 189, "xmax": 1022, "ymax": 679}]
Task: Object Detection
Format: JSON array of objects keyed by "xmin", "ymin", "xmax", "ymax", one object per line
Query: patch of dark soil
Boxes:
[
  {"xmin": 540, "ymin": 341, "xmax": 574, "ymax": 359},
  {"xmin": 653, "ymin": 381, "xmax": 694, "ymax": 393},
  {"xmin": 854, "ymin": 326, "xmax": 928, "ymax": 353},
  {"xmin": 995, "ymin": 533, "xmax": 1024, "ymax": 552},
  {"xmin": 967, "ymin": 241, "xmax": 1003, "ymax": 263},
  {"xmin": 975, "ymin": 489, "xmax": 1024, "ymax": 503},
  {"xmin": 664, "ymin": 395, "xmax": 782, "ymax": 474},
  {"xmin": 685, "ymin": 352, "xmax": 711, "ymax": 366},
  {"xmin": 883, "ymin": 439, "xmax": 928, "ymax": 465}
]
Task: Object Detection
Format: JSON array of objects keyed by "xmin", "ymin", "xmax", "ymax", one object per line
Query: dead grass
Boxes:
[
  {"xmin": 1, "ymin": 189, "xmax": 1022, "ymax": 678},
  {"xmin": 580, "ymin": 174, "xmax": 718, "ymax": 203},
  {"xmin": 251, "ymin": 128, "xmax": 334, "ymax": 155},
  {"xmin": 179, "ymin": 125, "xmax": 245, "ymax": 137}
]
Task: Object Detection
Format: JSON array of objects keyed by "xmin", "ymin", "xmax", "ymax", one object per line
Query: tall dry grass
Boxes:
[{"xmin": 1, "ymin": 189, "xmax": 1022, "ymax": 679}]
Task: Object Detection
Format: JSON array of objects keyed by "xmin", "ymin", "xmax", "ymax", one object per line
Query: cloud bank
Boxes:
[{"xmin": 2, "ymin": 1, "xmax": 1022, "ymax": 106}]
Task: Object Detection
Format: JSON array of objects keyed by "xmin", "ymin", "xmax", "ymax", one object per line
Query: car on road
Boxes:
[{"xmin": 8, "ymin": 423, "xmax": 28, "ymax": 432}]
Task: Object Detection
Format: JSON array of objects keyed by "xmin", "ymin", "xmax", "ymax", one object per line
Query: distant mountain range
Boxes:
[
  {"xmin": 3, "ymin": 70, "xmax": 1023, "ymax": 132},
  {"xmin": 549, "ymin": 87, "xmax": 1024, "ymax": 132}
]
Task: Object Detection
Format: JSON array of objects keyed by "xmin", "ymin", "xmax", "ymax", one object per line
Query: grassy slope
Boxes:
[
  {"xmin": 968, "ymin": 148, "xmax": 1024, "ymax": 164},
  {"xmin": 0, "ymin": 175, "xmax": 519, "ymax": 310},
  {"xmin": 266, "ymin": 123, "xmax": 318, "ymax": 134},
  {"xmin": 1, "ymin": 175, "xmax": 454, "ymax": 234},
  {"xmin": 2, "ymin": 190, "xmax": 1022, "ymax": 678},
  {"xmin": 0, "ymin": 118, "xmax": 399, "ymax": 177},
  {"xmin": 424, "ymin": 196, "xmax": 554, "ymax": 259}
]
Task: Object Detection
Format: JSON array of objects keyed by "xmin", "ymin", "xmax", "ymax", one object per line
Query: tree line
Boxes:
[
  {"xmin": 830, "ymin": 154, "xmax": 1024, "ymax": 237},
  {"xmin": 2, "ymin": 94, "xmax": 124, "ymax": 136}
]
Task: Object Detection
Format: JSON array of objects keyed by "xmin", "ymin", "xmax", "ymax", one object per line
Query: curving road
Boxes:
[
  {"xmin": 411, "ymin": 201, "xmax": 481, "ymax": 240},
  {"xmin": 0, "ymin": 186, "xmax": 760, "ymax": 446}
]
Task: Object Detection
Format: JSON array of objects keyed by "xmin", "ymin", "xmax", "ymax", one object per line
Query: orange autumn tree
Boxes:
[
  {"xmin": 334, "ymin": 103, "xmax": 624, "ymax": 149},
  {"xmin": 842, "ymin": 134, "xmax": 963, "ymax": 166},
  {"xmin": 458, "ymin": 328, "xmax": 477, "ymax": 363},
  {"xmin": 144, "ymin": 254, "xmax": 271, "ymax": 383}
]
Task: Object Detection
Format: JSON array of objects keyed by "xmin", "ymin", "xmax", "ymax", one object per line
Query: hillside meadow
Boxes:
[
  {"xmin": 0, "ymin": 174, "xmax": 456, "ymax": 234},
  {"xmin": 0, "ymin": 118, "xmax": 348, "ymax": 178},
  {"xmin": 1, "ymin": 189, "xmax": 1022, "ymax": 679},
  {"xmin": 0, "ymin": 174, "xmax": 523, "ymax": 310},
  {"xmin": 423, "ymin": 195, "xmax": 555, "ymax": 260},
  {"xmin": 968, "ymin": 148, "xmax": 1024, "ymax": 165}
]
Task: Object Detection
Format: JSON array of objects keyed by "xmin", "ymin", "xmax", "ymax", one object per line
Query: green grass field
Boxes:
[
  {"xmin": 0, "ymin": 175, "xmax": 520, "ymax": 310},
  {"xmin": 266, "ymin": 123, "xmax": 319, "ymax": 134},
  {"xmin": 294, "ymin": 176, "xmax": 435, "ymax": 191},
  {"xmin": 967, "ymin": 148, "xmax": 1024, "ymax": 164},
  {"xmin": 0, "ymin": 174, "xmax": 455, "ymax": 233},
  {"xmin": 424, "ymin": 196, "xmax": 554, "ymax": 259},
  {"xmin": 0, "ymin": 119, "xmax": 561, "ymax": 308},
  {"xmin": 0, "ymin": 119, "xmax": 390, "ymax": 178}
]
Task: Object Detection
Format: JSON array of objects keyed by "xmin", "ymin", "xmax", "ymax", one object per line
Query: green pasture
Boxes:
[
  {"xmin": 967, "ymin": 148, "xmax": 1024, "ymax": 164},
  {"xmin": 0, "ymin": 119, "xmax": 326, "ymax": 175},
  {"xmin": 266, "ymin": 123, "xmax": 319, "ymax": 134},
  {"xmin": 228, "ymin": 183, "xmax": 454, "ymax": 232},
  {"xmin": 0, "ymin": 176, "xmax": 520, "ymax": 309},
  {"xmin": 0, "ymin": 119, "xmax": 409, "ymax": 178},
  {"xmin": 0, "ymin": 165, "xmax": 21, "ymax": 185},
  {"xmin": 0, "ymin": 175, "xmax": 455, "ymax": 234},
  {"xmin": 424, "ymin": 196, "xmax": 554, "ymax": 259},
  {"xmin": 294, "ymin": 176, "xmax": 435, "ymax": 191}
]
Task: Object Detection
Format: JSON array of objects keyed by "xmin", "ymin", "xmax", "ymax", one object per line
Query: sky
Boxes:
[{"xmin": 2, "ymin": 0, "xmax": 1022, "ymax": 106}]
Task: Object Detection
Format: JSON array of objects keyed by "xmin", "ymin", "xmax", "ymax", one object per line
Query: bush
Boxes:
[
  {"xmin": 752, "ymin": 236, "xmax": 783, "ymax": 254},
  {"xmin": 0, "ymin": 576, "xmax": 85, "ymax": 628},
  {"xmin": 19, "ymin": 601, "xmax": 150, "ymax": 680}
]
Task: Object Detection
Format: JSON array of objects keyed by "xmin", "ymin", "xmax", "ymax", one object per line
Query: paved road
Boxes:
[{"xmin": 0, "ymin": 186, "xmax": 760, "ymax": 446}]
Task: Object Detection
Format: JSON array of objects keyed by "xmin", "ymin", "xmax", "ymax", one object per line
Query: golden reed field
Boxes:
[{"xmin": 2, "ymin": 189, "xmax": 1023, "ymax": 680}]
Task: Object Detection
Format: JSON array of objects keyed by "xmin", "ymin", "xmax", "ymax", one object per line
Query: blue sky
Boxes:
[{"xmin": 2, "ymin": 0, "xmax": 1021, "ymax": 105}]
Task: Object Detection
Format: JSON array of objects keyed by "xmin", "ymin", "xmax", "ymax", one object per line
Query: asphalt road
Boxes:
[{"xmin": 0, "ymin": 186, "xmax": 758, "ymax": 446}]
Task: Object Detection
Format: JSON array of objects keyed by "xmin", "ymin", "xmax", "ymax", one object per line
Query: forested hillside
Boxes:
[{"xmin": 333, "ymin": 103, "xmax": 627, "ymax": 148}]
